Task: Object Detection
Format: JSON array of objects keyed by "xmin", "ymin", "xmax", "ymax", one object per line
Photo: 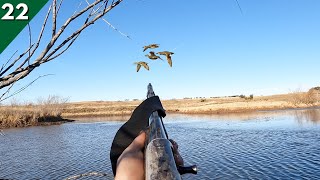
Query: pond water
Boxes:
[{"xmin": 0, "ymin": 108, "xmax": 320, "ymax": 179}]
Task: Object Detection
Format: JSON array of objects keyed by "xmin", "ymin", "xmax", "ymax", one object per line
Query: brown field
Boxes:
[
  {"xmin": 1, "ymin": 90, "xmax": 319, "ymax": 129},
  {"xmin": 62, "ymin": 91, "xmax": 320, "ymax": 118}
]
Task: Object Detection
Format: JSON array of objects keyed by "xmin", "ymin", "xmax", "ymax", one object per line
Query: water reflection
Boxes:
[
  {"xmin": 70, "ymin": 115, "xmax": 130, "ymax": 122},
  {"xmin": 293, "ymin": 108, "xmax": 320, "ymax": 124},
  {"xmin": 169, "ymin": 108, "xmax": 320, "ymax": 123},
  {"xmin": 67, "ymin": 108, "xmax": 320, "ymax": 126}
]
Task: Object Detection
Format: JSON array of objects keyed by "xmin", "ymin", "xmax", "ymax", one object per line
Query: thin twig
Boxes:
[
  {"xmin": 88, "ymin": 0, "xmax": 130, "ymax": 39},
  {"xmin": 85, "ymin": 0, "xmax": 91, "ymax": 7},
  {"xmin": 27, "ymin": 23, "xmax": 32, "ymax": 66},
  {"xmin": 0, "ymin": 74, "xmax": 54, "ymax": 102},
  {"xmin": 85, "ymin": 0, "xmax": 106, "ymax": 16},
  {"xmin": 102, "ymin": 18, "xmax": 131, "ymax": 39},
  {"xmin": 46, "ymin": 34, "xmax": 80, "ymax": 61},
  {"xmin": 91, "ymin": 2, "xmax": 105, "ymax": 15},
  {"xmin": 57, "ymin": 0, "xmax": 64, "ymax": 14},
  {"xmin": 84, "ymin": 0, "xmax": 97, "ymax": 23},
  {"xmin": 234, "ymin": 0, "xmax": 243, "ymax": 14},
  {"xmin": 0, "ymin": 83, "xmax": 14, "ymax": 101},
  {"xmin": 72, "ymin": 2, "xmax": 83, "ymax": 16},
  {"xmin": 104, "ymin": 0, "xmax": 111, "ymax": 12},
  {"xmin": 0, "ymin": 50, "xmax": 18, "ymax": 74}
]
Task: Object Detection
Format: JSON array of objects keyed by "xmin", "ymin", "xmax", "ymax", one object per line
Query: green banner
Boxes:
[{"xmin": 0, "ymin": 0, "xmax": 49, "ymax": 54}]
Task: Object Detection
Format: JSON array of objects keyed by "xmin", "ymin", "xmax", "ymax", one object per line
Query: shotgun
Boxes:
[{"xmin": 145, "ymin": 83, "xmax": 197, "ymax": 180}]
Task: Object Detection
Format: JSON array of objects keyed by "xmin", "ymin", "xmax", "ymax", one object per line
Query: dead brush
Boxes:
[
  {"xmin": 288, "ymin": 88, "xmax": 319, "ymax": 106},
  {"xmin": 0, "ymin": 95, "xmax": 68, "ymax": 128}
]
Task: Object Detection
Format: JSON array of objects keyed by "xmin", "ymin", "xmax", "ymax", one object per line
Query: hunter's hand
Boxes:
[
  {"xmin": 115, "ymin": 132, "xmax": 185, "ymax": 180},
  {"xmin": 115, "ymin": 132, "xmax": 146, "ymax": 180}
]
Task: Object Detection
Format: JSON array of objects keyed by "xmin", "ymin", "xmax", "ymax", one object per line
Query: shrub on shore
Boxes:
[
  {"xmin": 0, "ymin": 95, "xmax": 68, "ymax": 128},
  {"xmin": 239, "ymin": 94, "xmax": 254, "ymax": 100},
  {"xmin": 288, "ymin": 88, "xmax": 320, "ymax": 106}
]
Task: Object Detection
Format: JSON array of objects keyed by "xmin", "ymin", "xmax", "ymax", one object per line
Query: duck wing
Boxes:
[
  {"xmin": 141, "ymin": 63, "xmax": 149, "ymax": 70},
  {"xmin": 136, "ymin": 64, "xmax": 141, "ymax": 72},
  {"xmin": 166, "ymin": 55, "xmax": 172, "ymax": 67},
  {"xmin": 143, "ymin": 46, "xmax": 150, "ymax": 52}
]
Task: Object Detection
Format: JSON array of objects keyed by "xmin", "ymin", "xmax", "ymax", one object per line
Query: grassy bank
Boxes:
[
  {"xmin": 0, "ymin": 96, "xmax": 71, "ymax": 129},
  {"xmin": 1, "ymin": 89, "xmax": 319, "ymax": 128}
]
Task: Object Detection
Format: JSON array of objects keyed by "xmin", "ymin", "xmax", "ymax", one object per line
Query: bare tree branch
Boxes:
[
  {"xmin": 10, "ymin": 23, "xmax": 34, "ymax": 73},
  {"xmin": 0, "ymin": 0, "xmax": 124, "ymax": 90},
  {"xmin": 7, "ymin": 6, "xmax": 51, "ymax": 76},
  {"xmin": 44, "ymin": 0, "xmax": 124, "ymax": 61},
  {"xmin": 29, "ymin": 5, "xmax": 52, "ymax": 58},
  {"xmin": 27, "ymin": 23, "xmax": 32, "ymax": 66},
  {"xmin": 36, "ymin": 0, "xmax": 105, "ymax": 62},
  {"xmin": 52, "ymin": 0, "xmax": 57, "ymax": 37},
  {"xmin": 46, "ymin": 34, "xmax": 80, "ymax": 61},
  {"xmin": 47, "ymin": 0, "xmax": 108, "ymax": 61},
  {"xmin": 12, "ymin": 5, "xmax": 52, "ymax": 74},
  {"xmin": 84, "ymin": 0, "xmax": 98, "ymax": 24},
  {"xmin": 0, "ymin": 44, "xmax": 34, "ymax": 77}
]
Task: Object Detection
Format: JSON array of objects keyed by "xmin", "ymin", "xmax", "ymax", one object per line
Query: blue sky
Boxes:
[{"xmin": 1, "ymin": 0, "xmax": 320, "ymax": 102}]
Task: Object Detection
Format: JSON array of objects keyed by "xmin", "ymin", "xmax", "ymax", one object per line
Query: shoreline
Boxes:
[
  {"xmin": 1, "ymin": 105, "xmax": 319, "ymax": 129},
  {"xmin": 1, "ymin": 93, "xmax": 319, "ymax": 128},
  {"xmin": 0, "ymin": 116, "xmax": 75, "ymax": 129}
]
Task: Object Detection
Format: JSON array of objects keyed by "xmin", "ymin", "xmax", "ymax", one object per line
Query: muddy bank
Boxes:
[{"xmin": 0, "ymin": 115, "xmax": 74, "ymax": 129}]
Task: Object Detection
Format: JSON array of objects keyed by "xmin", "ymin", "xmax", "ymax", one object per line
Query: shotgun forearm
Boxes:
[
  {"xmin": 145, "ymin": 138, "xmax": 181, "ymax": 180},
  {"xmin": 145, "ymin": 83, "xmax": 197, "ymax": 180}
]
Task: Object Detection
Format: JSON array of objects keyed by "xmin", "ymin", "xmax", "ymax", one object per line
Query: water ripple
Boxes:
[{"xmin": 1, "ymin": 110, "xmax": 320, "ymax": 179}]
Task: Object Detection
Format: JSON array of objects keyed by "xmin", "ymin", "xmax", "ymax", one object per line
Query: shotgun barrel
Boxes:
[{"xmin": 145, "ymin": 83, "xmax": 197, "ymax": 180}]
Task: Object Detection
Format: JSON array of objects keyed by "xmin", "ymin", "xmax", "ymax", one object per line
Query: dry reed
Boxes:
[{"xmin": 0, "ymin": 95, "xmax": 68, "ymax": 128}]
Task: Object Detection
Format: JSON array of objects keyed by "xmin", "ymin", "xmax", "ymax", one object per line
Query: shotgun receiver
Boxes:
[{"xmin": 145, "ymin": 83, "xmax": 197, "ymax": 180}]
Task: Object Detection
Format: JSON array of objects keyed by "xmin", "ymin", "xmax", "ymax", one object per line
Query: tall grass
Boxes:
[{"xmin": 0, "ymin": 95, "xmax": 68, "ymax": 128}]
